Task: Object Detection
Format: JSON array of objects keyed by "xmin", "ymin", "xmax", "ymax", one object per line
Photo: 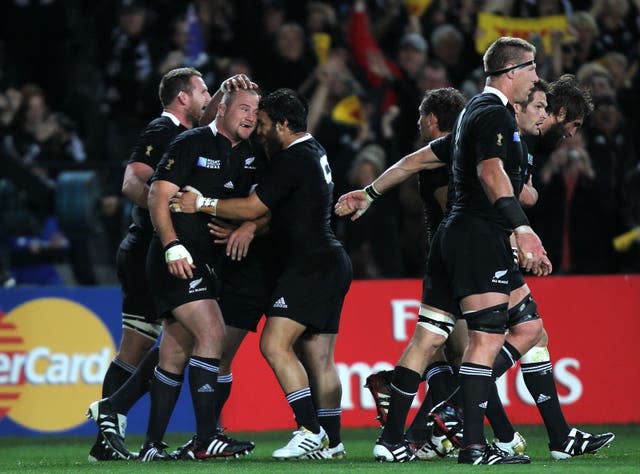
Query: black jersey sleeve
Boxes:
[
  {"xmin": 474, "ymin": 105, "xmax": 516, "ymax": 164},
  {"xmin": 151, "ymin": 130, "xmax": 197, "ymax": 187},
  {"xmin": 128, "ymin": 117, "xmax": 183, "ymax": 169},
  {"xmin": 429, "ymin": 134, "xmax": 453, "ymax": 164}
]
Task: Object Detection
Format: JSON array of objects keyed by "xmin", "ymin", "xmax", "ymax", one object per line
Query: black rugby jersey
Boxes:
[
  {"xmin": 152, "ymin": 121, "xmax": 265, "ymax": 254},
  {"xmin": 419, "ymin": 134, "xmax": 452, "ymax": 244},
  {"xmin": 450, "ymin": 91, "xmax": 524, "ymax": 229},
  {"xmin": 255, "ymin": 134, "xmax": 342, "ymax": 260},
  {"xmin": 122, "ymin": 114, "xmax": 187, "ymax": 250},
  {"xmin": 518, "ymin": 134, "xmax": 538, "ymax": 195}
]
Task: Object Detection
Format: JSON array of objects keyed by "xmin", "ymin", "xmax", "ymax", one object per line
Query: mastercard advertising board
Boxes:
[{"xmin": 1, "ymin": 275, "xmax": 639, "ymax": 436}]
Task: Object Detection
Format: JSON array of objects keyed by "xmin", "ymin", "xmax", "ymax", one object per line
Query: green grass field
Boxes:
[{"xmin": 2, "ymin": 425, "xmax": 638, "ymax": 473}]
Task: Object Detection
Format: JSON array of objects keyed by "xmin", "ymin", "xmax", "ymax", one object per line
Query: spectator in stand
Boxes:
[
  {"xmin": 428, "ymin": 24, "xmax": 468, "ymax": 88},
  {"xmin": 258, "ymin": 22, "xmax": 317, "ymax": 93},
  {"xmin": 348, "ymin": 0, "xmax": 428, "ymax": 155},
  {"xmin": 536, "ymin": 132, "xmax": 610, "ymax": 273},
  {"xmin": 343, "ymin": 144, "xmax": 404, "ymax": 278}
]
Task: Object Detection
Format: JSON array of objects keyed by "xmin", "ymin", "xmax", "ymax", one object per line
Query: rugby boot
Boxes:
[
  {"xmin": 138, "ymin": 441, "xmax": 175, "ymax": 462},
  {"xmin": 494, "ymin": 431, "xmax": 527, "ymax": 455},
  {"xmin": 549, "ymin": 428, "xmax": 615, "ymax": 460},
  {"xmin": 88, "ymin": 438, "xmax": 120, "ymax": 462},
  {"xmin": 86, "ymin": 398, "xmax": 131, "ymax": 460},
  {"xmin": 427, "ymin": 400, "xmax": 464, "ymax": 448},
  {"xmin": 373, "ymin": 437, "xmax": 416, "ymax": 462},
  {"xmin": 364, "ymin": 371, "xmax": 393, "ymax": 426},
  {"xmin": 458, "ymin": 443, "xmax": 530, "ymax": 464},
  {"xmin": 272, "ymin": 426, "xmax": 328, "ymax": 459},
  {"xmin": 173, "ymin": 430, "xmax": 255, "ymax": 460},
  {"xmin": 302, "ymin": 442, "xmax": 346, "ymax": 459}
]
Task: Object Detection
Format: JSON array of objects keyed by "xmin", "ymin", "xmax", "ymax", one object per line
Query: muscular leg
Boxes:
[
  {"xmin": 299, "ymin": 333, "xmax": 342, "ymax": 447},
  {"xmin": 216, "ymin": 326, "xmax": 249, "ymax": 424},
  {"xmin": 459, "ymin": 292, "xmax": 508, "ymax": 448},
  {"xmin": 381, "ymin": 305, "xmax": 452, "ymax": 445},
  {"xmin": 260, "ymin": 316, "xmax": 320, "ymax": 432}
]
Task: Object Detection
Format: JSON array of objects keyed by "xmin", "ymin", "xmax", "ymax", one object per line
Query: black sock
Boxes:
[
  {"xmin": 459, "ymin": 363, "xmax": 493, "ymax": 447},
  {"xmin": 96, "ymin": 358, "xmax": 135, "ymax": 445},
  {"xmin": 381, "ymin": 366, "xmax": 421, "ymax": 444},
  {"xmin": 188, "ymin": 356, "xmax": 220, "ymax": 440},
  {"xmin": 317, "ymin": 408, "xmax": 341, "ymax": 447},
  {"xmin": 493, "ymin": 342, "xmax": 521, "ymax": 378},
  {"xmin": 214, "ymin": 373, "xmax": 232, "ymax": 427},
  {"xmin": 425, "ymin": 361, "xmax": 456, "ymax": 403},
  {"xmin": 522, "ymin": 361, "xmax": 570, "ymax": 446},
  {"xmin": 485, "ymin": 342, "xmax": 520, "ymax": 442},
  {"xmin": 405, "ymin": 391, "xmax": 432, "ymax": 444},
  {"xmin": 102, "ymin": 358, "xmax": 134, "ymax": 398},
  {"xmin": 146, "ymin": 366, "xmax": 182, "ymax": 443},
  {"xmin": 286, "ymin": 387, "xmax": 320, "ymax": 433},
  {"xmin": 485, "ymin": 383, "xmax": 515, "ymax": 441},
  {"xmin": 110, "ymin": 347, "xmax": 159, "ymax": 414}
]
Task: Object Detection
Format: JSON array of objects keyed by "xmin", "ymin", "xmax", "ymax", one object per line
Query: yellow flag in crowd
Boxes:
[
  {"xmin": 312, "ymin": 33, "xmax": 331, "ymax": 64},
  {"xmin": 332, "ymin": 95, "xmax": 363, "ymax": 126},
  {"xmin": 404, "ymin": 0, "xmax": 433, "ymax": 17},
  {"xmin": 476, "ymin": 12, "xmax": 571, "ymax": 54}
]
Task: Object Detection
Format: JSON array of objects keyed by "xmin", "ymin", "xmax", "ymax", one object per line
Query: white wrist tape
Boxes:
[
  {"xmin": 165, "ymin": 243, "xmax": 193, "ymax": 264},
  {"xmin": 200, "ymin": 197, "xmax": 218, "ymax": 216}
]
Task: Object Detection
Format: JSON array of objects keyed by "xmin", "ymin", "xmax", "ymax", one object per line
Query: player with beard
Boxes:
[
  {"xmin": 169, "ymin": 89, "xmax": 352, "ymax": 460},
  {"xmin": 337, "ymin": 75, "xmax": 614, "ymax": 462},
  {"xmin": 486, "ymin": 75, "xmax": 614, "ymax": 460},
  {"xmin": 87, "ymin": 67, "xmax": 210, "ymax": 461}
]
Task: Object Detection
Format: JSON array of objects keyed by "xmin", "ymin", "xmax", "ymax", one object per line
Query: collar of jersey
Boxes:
[
  {"xmin": 161, "ymin": 111, "xmax": 180, "ymax": 126},
  {"xmin": 287, "ymin": 133, "xmax": 312, "ymax": 149},
  {"xmin": 483, "ymin": 86, "xmax": 508, "ymax": 106},
  {"xmin": 208, "ymin": 120, "xmax": 219, "ymax": 136}
]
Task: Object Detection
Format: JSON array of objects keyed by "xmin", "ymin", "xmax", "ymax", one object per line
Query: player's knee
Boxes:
[
  {"xmin": 520, "ymin": 344, "xmax": 550, "ymax": 364},
  {"xmin": 465, "ymin": 303, "xmax": 508, "ymax": 334},
  {"xmin": 507, "ymin": 294, "xmax": 540, "ymax": 327},
  {"xmin": 417, "ymin": 306, "xmax": 456, "ymax": 341}
]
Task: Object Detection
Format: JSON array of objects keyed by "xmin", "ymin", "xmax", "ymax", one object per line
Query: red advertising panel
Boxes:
[{"xmin": 223, "ymin": 275, "xmax": 640, "ymax": 431}]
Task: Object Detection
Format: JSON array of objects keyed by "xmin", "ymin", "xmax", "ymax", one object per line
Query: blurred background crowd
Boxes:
[{"xmin": 0, "ymin": 0, "xmax": 638, "ymax": 286}]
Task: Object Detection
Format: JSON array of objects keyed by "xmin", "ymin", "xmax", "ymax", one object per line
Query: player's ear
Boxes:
[{"xmin": 556, "ymin": 106, "xmax": 567, "ymax": 122}]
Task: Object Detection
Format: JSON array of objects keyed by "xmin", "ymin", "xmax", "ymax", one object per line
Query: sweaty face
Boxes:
[
  {"xmin": 517, "ymin": 91, "xmax": 547, "ymax": 136},
  {"xmin": 256, "ymin": 110, "xmax": 282, "ymax": 157},
  {"xmin": 218, "ymin": 90, "xmax": 259, "ymax": 144}
]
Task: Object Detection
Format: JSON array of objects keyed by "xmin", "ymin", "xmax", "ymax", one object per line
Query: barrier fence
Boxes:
[{"xmin": 1, "ymin": 274, "xmax": 639, "ymax": 436}]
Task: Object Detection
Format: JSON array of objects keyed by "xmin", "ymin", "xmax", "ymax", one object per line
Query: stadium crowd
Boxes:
[{"xmin": 0, "ymin": 0, "xmax": 638, "ymax": 283}]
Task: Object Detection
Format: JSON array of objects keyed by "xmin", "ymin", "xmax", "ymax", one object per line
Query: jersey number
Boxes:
[{"xmin": 320, "ymin": 155, "xmax": 332, "ymax": 184}]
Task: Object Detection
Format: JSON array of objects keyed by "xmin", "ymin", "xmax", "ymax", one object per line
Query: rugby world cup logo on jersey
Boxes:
[
  {"xmin": 197, "ymin": 156, "xmax": 220, "ymax": 169},
  {"xmin": 0, "ymin": 298, "xmax": 114, "ymax": 432}
]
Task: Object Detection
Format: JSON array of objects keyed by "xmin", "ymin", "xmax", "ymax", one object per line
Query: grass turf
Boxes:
[{"xmin": 1, "ymin": 425, "xmax": 638, "ymax": 473}]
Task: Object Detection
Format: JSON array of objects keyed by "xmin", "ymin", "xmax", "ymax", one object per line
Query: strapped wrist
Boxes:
[
  {"xmin": 363, "ymin": 183, "xmax": 382, "ymax": 202},
  {"xmin": 201, "ymin": 197, "xmax": 219, "ymax": 216},
  {"xmin": 164, "ymin": 239, "xmax": 181, "ymax": 251},
  {"xmin": 494, "ymin": 196, "xmax": 529, "ymax": 230}
]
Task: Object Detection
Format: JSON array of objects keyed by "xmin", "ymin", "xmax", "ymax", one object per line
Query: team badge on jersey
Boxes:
[
  {"xmin": 496, "ymin": 133, "xmax": 504, "ymax": 146},
  {"xmin": 197, "ymin": 156, "xmax": 221, "ymax": 169},
  {"xmin": 512, "ymin": 131, "xmax": 521, "ymax": 142},
  {"xmin": 244, "ymin": 157, "xmax": 256, "ymax": 169},
  {"xmin": 145, "ymin": 144, "xmax": 153, "ymax": 157},
  {"xmin": 527, "ymin": 153, "xmax": 534, "ymax": 166}
]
